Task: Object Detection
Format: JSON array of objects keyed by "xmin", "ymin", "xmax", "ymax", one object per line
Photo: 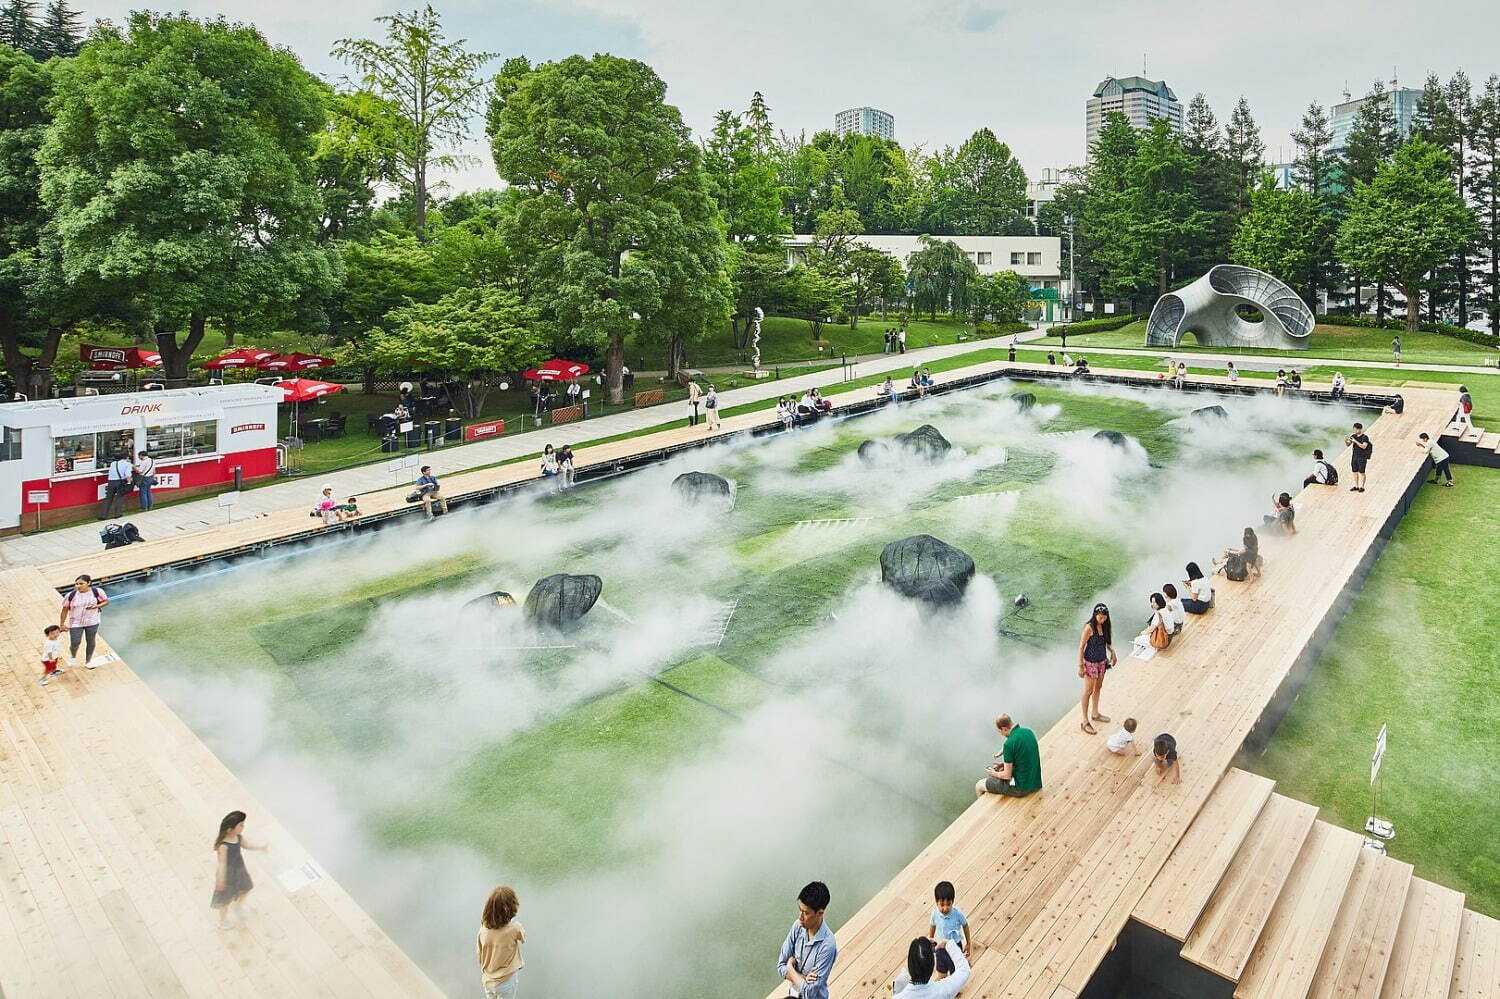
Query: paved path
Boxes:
[{"xmin": 0, "ymin": 336, "xmax": 1007, "ymax": 569}]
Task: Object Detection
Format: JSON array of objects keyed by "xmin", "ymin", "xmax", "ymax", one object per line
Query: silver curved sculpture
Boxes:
[{"xmin": 1146, "ymin": 265, "xmax": 1313, "ymax": 350}]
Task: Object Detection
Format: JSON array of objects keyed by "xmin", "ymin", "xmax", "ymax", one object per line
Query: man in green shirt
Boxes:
[{"xmin": 975, "ymin": 714, "xmax": 1042, "ymax": 798}]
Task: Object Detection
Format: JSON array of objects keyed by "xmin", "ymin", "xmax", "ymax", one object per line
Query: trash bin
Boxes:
[
  {"xmin": 444, "ymin": 416, "xmax": 462, "ymax": 442},
  {"xmin": 424, "ymin": 420, "xmax": 442, "ymax": 447},
  {"xmin": 381, "ymin": 434, "xmax": 400, "ymax": 453},
  {"xmin": 404, "ymin": 426, "xmax": 421, "ymax": 448}
]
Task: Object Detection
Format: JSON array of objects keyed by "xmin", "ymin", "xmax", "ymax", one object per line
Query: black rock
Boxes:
[
  {"xmin": 1010, "ymin": 391, "xmax": 1037, "ymax": 411},
  {"xmin": 894, "ymin": 424, "xmax": 952, "ymax": 461},
  {"xmin": 672, "ymin": 471, "xmax": 732, "ymax": 505},
  {"xmin": 1093, "ymin": 430, "xmax": 1128, "ymax": 447},
  {"xmin": 524, "ymin": 574, "xmax": 603, "ymax": 632},
  {"xmin": 465, "ymin": 590, "xmax": 517, "ymax": 611},
  {"xmin": 1191, "ymin": 405, "xmax": 1229, "ymax": 421},
  {"xmin": 879, "ymin": 534, "xmax": 976, "ymax": 605},
  {"xmin": 857, "ymin": 439, "xmax": 891, "ymax": 464}
]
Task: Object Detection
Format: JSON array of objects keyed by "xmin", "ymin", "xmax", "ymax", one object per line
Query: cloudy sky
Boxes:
[{"xmin": 87, "ymin": 0, "xmax": 1500, "ymax": 191}]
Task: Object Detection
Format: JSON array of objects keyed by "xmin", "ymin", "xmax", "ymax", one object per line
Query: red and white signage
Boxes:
[
  {"xmin": 230, "ymin": 423, "xmax": 266, "ymax": 435},
  {"xmin": 464, "ymin": 419, "xmax": 506, "ymax": 441}
]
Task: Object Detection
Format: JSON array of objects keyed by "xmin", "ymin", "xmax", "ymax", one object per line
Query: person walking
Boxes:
[
  {"xmin": 133, "ymin": 451, "xmax": 157, "ymax": 511},
  {"xmin": 60, "ymin": 574, "xmax": 108, "ymax": 668},
  {"xmin": 1226, "ymin": 361, "xmax": 1238, "ymax": 383},
  {"xmin": 1346, "ymin": 422, "xmax": 1372, "ymax": 492},
  {"xmin": 210, "ymin": 810, "xmax": 265, "ymax": 929},
  {"xmin": 99, "ymin": 451, "xmax": 134, "ymax": 520},
  {"xmin": 1392, "ymin": 335, "xmax": 1402, "ymax": 365},
  {"xmin": 705, "ymin": 385, "xmax": 721, "ymax": 430},
  {"xmin": 1417, "ymin": 433, "xmax": 1454, "ymax": 486},
  {"xmin": 416, "ymin": 465, "xmax": 449, "ymax": 518},
  {"xmin": 898, "ymin": 327, "xmax": 907, "ymax": 354},
  {"xmin": 1075, "ymin": 603, "xmax": 1116, "ymax": 734},
  {"xmin": 477, "ymin": 885, "xmax": 525, "ymax": 998},
  {"xmin": 1455, "ymin": 385, "xmax": 1473, "ymax": 429},
  {"xmin": 687, "ymin": 380, "xmax": 702, "ymax": 427},
  {"xmin": 777, "ymin": 881, "xmax": 836, "ymax": 999}
]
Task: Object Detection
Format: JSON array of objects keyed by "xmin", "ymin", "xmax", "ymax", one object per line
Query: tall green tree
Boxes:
[
  {"xmin": 1181, "ymin": 93, "xmax": 1234, "ymax": 276},
  {"xmin": 41, "ymin": 13, "xmax": 335, "ymax": 384},
  {"xmin": 1469, "ymin": 75, "xmax": 1500, "ymax": 336},
  {"xmin": 0, "ymin": 44, "xmax": 56, "ymax": 395},
  {"xmin": 845, "ymin": 245, "xmax": 902, "ymax": 327},
  {"xmin": 34, "ymin": 1, "xmax": 80, "ymax": 58},
  {"xmin": 948, "ymin": 127, "xmax": 1029, "ymax": 234},
  {"xmin": 1412, "ymin": 72, "xmax": 1476, "ymax": 324},
  {"xmin": 0, "ymin": 0, "xmax": 37, "ymax": 54},
  {"xmin": 969, "ymin": 270, "xmax": 1029, "ymax": 325},
  {"xmin": 905, "ymin": 235, "xmax": 977, "ymax": 319},
  {"xmin": 488, "ymin": 53, "xmax": 730, "ymax": 402},
  {"xmin": 1223, "ymin": 96, "xmax": 1265, "ymax": 216},
  {"xmin": 1341, "ymin": 80, "xmax": 1399, "ymax": 317},
  {"xmin": 1337, "ymin": 139, "xmax": 1477, "ymax": 331},
  {"xmin": 702, "ymin": 99, "xmax": 787, "ymax": 249},
  {"xmin": 1291, "ymin": 102, "xmax": 1342, "ymax": 310},
  {"xmin": 1232, "ymin": 175, "xmax": 1319, "ymax": 297},
  {"xmin": 333, "ymin": 5, "xmax": 492, "ymax": 241}
]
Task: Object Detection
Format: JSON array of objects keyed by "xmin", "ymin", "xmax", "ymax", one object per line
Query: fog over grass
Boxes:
[{"xmin": 109, "ymin": 378, "xmax": 1350, "ymax": 996}]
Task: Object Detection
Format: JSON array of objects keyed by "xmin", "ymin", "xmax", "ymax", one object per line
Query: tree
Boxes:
[
  {"xmin": 969, "ymin": 270, "xmax": 1028, "ymax": 325},
  {"xmin": 0, "ymin": 44, "xmax": 57, "ymax": 396},
  {"xmin": 1223, "ymin": 96, "xmax": 1265, "ymax": 216},
  {"xmin": 1412, "ymin": 72, "xmax": 1476, "ymax": 324},
  {"xmin": 333, "ymin": 5, "xmax": 492, "ymax": 241},
  {"xmin": 1337, "ymin": 139, "xmax": 1477, "ymax": 331},
  {"xmin": 0, "ymin": 1, "xmax": 36, "ymax": 55},
  {"xmin": 702, "ymin": 101, "xmax": 787, "ymax": 249},
  {"xmin": 1291, "ymin": 102, "xmax": 1342, "ymax": 309},
  {"xmin": 1181, "ymin": 93, "xmax": 1234, "ymax": 277},
  {"xmin": 906, "ymin": 235, "xmax": 978, "ymax": 319},
  {"xmin": 948, "ymin": 127, "xmax": 1028, "ymax": 234},
  {"xmin": 845, "ymin": 245, "xmax": 902, "ymax": 327},
  {"xmin": 41, "ymin": 14, "xmax": 336, "ymax": 385},
  {"xmin": 34, "ymin": 1, "xmax": 80, "ymax": 58},
  {"xmin": 1232, "ymin": 175, "xmax": 1319, "ymax": 297},
  {"xmin": 488, "ymin": 53, "xmax": 731, "ymax": 404},
  {"xmin": 1469, "ymin": 75, "xmax": 1500, "ymax": 336},
  {"xmin": 783, "ymin": 264, "xmax": 848, "ymax": 338},
  {"xmin": 363, "ymin": 285, "xmax": 545, "ymax": 418},
  {"xmin": 1341, "ymin": 80, "xmax": 1399, "ymax": 318},
  {"xmin": 726, "ymin": 243, "xmax": 788, "ymax": 346}
]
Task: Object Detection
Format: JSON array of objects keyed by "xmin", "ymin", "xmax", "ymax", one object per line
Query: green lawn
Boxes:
[
  {"xmin": 1242, "ymin": 467, "xmax": 1500, "ymax": 917},
  {"xmin": 624, "ymin": 315, "xmax": 990, "ymax": 370},
  {"xmin": 1049, "ymin": 320, "xmax": 1500, "ymax": 367}
]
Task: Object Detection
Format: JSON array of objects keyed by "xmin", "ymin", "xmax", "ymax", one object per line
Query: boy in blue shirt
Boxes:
[{"xmin": 928, "ymin": 881, "xmax": 969, "ymax": 954}]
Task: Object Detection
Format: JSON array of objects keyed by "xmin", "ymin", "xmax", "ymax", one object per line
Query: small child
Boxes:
[
  {"xmin": 1106, "ymin": 718, "xmax": 1139, "ymax": 756},
  {"xmin": 40, "ymin": 624, "xmax": 65, "ymax": 687},
  {"xmin": 928, "ymin": 880, "xmax": 970, "ymax": 954},
  {"xmin": 1153, "ymin": 733, "xmax": 1182, "ymax": 784},
  {"xmin": 336, "ymin": 496, "xmax": 361, "ymax": 522}
]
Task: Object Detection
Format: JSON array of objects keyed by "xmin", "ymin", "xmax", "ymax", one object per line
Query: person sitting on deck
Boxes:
[
  {"xmin": 335, "ymin": 496, "xmax": 360, "ymax": 522},
  {"xmin": 1047, "ymin": 351, "xmax": 1056, "ymax": 365},
  {"xmin": 1073, "ymin": 356, "xmax": 1090, "ymax": 375},
  {"xmin": 1303, "ymin": 449, "xmax": 1338, "ymax": 487},
  {"xmin": 809, "ymin": 387, "xmax": 832, "ymax": 413},
  {"xmin": 1161, "ymin": 583, "xmax": 1187, "ymax": 630},
  {"xmin": 1216, "ymin": 527, "xmax": 1262, "ymax": 580},
  {"xmin": 910, "ymin": 369, "xmax": 927, "ymax": 398},
  {"xmin": 1061, "ymin": 352, "xmax": 1073, "ymax": 367},
  {"xmin": 1331, "ymin": 371, "xmax": 1347, "ymax": 400},
  {"xmin": 777, "ymin": 397, "xmax": 795, "ymax": 431},
  {"xmin": 315, "ymin": 485, "xmax": 338, "ymax": 526},
  {"xmin": 1274, "ymin": 369, "xmax": 1288, "ymax": 396},
  {"xmin": 1382, "ymin": 395, "xmax": 1405, "ymax": 415},
  {"xmin": 797, "ymin": 391, "xmax": 820, "ymax": 422},
  {"xmin": 919, "ymin": 369, "xmax": 935, "ymax": 388},
  {"xmin": 1262, "ymin": 492, "xmax": 1297, "ymax": 535},
  {"xmin": 891, "ymin": 937, "xmax": 971, "ymax": 998},
  {"xmin": 976, "ymin": 714, "xmax": 1042, "ymax": 797},
  {"xmin": 877, "ymin": 376, "xmax": 896, "ymax": 401},
  {"xmin": 1181, "ymin": 563, "xmax": 1213, "ymax": 614},
  {"xmin": 1152, "ymin": 733, "xmax": 1182, "ymax": 784},
  {"xmin": 1288, "ymin": 370, "xmax": 1302, "ymax": 390}
]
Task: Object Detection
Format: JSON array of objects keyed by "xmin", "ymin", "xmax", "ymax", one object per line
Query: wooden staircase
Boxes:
[{"xmin": 1130, "ymin": 768, "xmax": 1499, "ymax": 999}]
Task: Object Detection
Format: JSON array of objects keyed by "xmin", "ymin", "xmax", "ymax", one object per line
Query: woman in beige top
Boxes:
[{"xmin": 477, "ymin": 885, "xmax": 525, "ymax": 997}]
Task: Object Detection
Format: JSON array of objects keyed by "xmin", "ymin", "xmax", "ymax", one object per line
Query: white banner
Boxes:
[{"xmin": 1370, "ymin": 724, "xmax": 1387, "ymax": 786}]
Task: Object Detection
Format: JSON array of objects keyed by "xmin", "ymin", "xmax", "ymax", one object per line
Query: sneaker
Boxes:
[
  {"xmin": 38, "ymin": 675, "xmax": 48, "ymax": 686},
  {"xmin": 53, "ymin": 665, "xmax": 65, "ymax": 674},
  {"xmin": 1444, "ymin": 481, "xmax": 1454, "ymax": 487},
  {"xmin": 85, "ymin": 659, "xmax": 100, "ymax": 669}
]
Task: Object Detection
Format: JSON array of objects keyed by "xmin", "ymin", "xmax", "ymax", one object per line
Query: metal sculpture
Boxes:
[
  {"xmin": 1146, "ymin": 265, "xmax": 1312, "ymax": 351},
  {"xmin": 750, "ymin": 306, "xmax": 764, "ymax": 371}
]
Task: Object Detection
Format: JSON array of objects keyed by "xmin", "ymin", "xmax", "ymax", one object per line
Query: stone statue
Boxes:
[{"xmin": 750, "ymin": 306, "xmax": 764, "ymax": 371}]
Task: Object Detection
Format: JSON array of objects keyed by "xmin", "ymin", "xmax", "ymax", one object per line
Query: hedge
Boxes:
[
  {"xmin": 976, "ymin": 320, "xmax": 1033, "ymax": 336},
  {"xmin": 1044, "ymin": 314, "xmax": 1141, "ymax": 337},
  {"xmin": 1317, "ymin": 314, "xmax": 1500, "ymax": 349}
]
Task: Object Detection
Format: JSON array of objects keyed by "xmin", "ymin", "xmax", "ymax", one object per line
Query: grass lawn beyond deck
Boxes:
[{"xmin": 1241, "ymin": 466, "xmax": 1500, "ymax": 917}]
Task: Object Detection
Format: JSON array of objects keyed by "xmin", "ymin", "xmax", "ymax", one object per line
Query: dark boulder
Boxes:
[
  {"xmin": 672, "ymin": 471, "xmax": 732, "ymax": 506},
  {"xmin": 1093, "ymin": 430, "xmax": 1128, "ymax": 447},
  {"xmin": 465, "ymin": 590, "xmax": 517, "ymax": 611},
  {"xmin": 524, "ymin": 574, "xmax": 603, "ymax": 632},
  {"xmin": 1010, "ymin": 391, "xmax": 1037, "ymax": 411},
  {"xmin": 894, "ymin": 424, "xmax": 952, "ymax": 461},
  {"xmin": 857, "ymin": 439, "xmax": 891, "ymax": 464},
  {"xmin": 879, "ymin": 535, "xmax": 976, "ymax": 605},
  {"xmin": 1191, "ymin": 405, "xmax": 1229, "ymax": 421}
]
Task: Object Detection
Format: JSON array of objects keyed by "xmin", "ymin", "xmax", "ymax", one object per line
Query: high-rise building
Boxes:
[
  {"xmin": 834, "ymin": 107, "xmax": 895, "ymax": 141},
  {"xmin": 1085, "ymin": 76, "xmax": 1182, "ymax": 152},
  {"xmin": 1329, "ymin": 85, "xmax": 1423, "ymax": 151}
]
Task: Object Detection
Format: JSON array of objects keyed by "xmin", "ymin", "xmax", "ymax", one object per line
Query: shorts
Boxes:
[
  {"xmin": 42, "ymin": 659, "xmax": 59, "ymax": 673},
  {"xmin": 985, "ymin": 776, "xmax": 1035, "ymax": 796},
  {"xmin": 1350, "ymin": 456, "xmax": 1368, "ymax": 473},
  {"xmin": 1081, "ymin": 660, "xmax": 1109, "ymax": 679}
]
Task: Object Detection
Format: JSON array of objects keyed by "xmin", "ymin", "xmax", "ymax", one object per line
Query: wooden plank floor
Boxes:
[
  {"xmin": 1307, "ymin": 850, "xmax": 1414, "ymax": 999},
  {"xmin": 0, "ymin": 567, "xmax": 441, "ymax": 999},
  {"xmin": 1379, "ymin": 877, "xmax": 1467, "ymax": 999},
  {"xmin": 1449, "ymin": 909, "xmax": 1500, "ymax": 999}
]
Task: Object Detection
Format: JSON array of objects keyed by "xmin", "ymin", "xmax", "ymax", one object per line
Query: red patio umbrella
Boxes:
[
  {"xmin": 259, "ymin": 352, "xmax": 335, "ymax": 372},
  {"xmin": 79, "ymin": 344, "xmax": 162, "ymax": 369},
  {"xmin": 275, "ymin": 378, "xmax": 345, "ymax": 439},
  {"xmin": 203, "ymin": 347, "xmax": 278, "ymax": 369},
  {"xmin": 521, "ymin": 359, "xmax": 590, "ymax": 381}
]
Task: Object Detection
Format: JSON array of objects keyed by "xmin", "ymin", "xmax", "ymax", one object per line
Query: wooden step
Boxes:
[
  {"xmin": 1378, "ymin": 876, "xmax": 1466, "ymax": 999},
  {"xmin": 1235, "ymin": 821, "xmax": 1365, "ymax": 998},
  {"xmin": 1448, "ymin": 909, "xmax": 1500, "ymax": 999},
  {"xmin": 1478, "ymin": 431, "xmax": 1500, "ymax": 451},
  {"xmin": 1461, "ymin": 424, "xmax": 1484, "ymax": 443},
  {"xmin": 1135, "ymin": 768, "xmax": 1276, "ymax": 940},
  {"xmin": 1180, "ymin": 793, "xmax": 1320, "ymax": 980},
  {"xmin": 1307, "ymin": 850, "xmax": 1414, "ymax": 999}
]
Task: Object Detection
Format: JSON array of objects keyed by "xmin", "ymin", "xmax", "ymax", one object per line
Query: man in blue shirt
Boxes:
[
  {"xmin": 99, "ymin": 452, "xmax": 135, "ymax": 520},
  {"xmin": 777, "ymin": 881, "xmax": 836, "ymax": 998},
  {"xmin": 415, "ymin": 465, "xmax": 448, "ymax": 518}
]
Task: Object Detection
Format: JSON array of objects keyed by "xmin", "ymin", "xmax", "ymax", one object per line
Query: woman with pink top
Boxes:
[{"xmin": 59, "ymin": 574, "xmax": 109, "ymax": 668}]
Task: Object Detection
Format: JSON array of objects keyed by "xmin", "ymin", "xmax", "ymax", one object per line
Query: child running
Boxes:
[
  {"xmin": 39, "ymin": 624, "xmax": 65, "ymax": 687},
  {"xmin": 928, "ymin": 881, "xmax": 970, "ymax": 953}
]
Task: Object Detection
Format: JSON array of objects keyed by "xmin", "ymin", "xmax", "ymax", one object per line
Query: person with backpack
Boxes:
[
  {"xmin": 704, "ymin": 385, "xmax": 721, "ymax": 430},
  {"xmin": 1216, "ymin": 528, "xmax": 1262, "ymax": 581},
  {"xmin": 99, "ymin": 451, "xmax": 135, "ymax": 520},
  {"xmin": 1303, "ymin": 449, "xmax": 1338, "ymax": 487},
  {"xmin": 1345, "ymin": 422, "xmax": 1372, "ymax": 492},
  {"xmin": 1455, "ymin": 386, "xmax": 1474, "ymax": 429},
  {"xmin": 59, "ymin": 574, "xmax": 109, "ymax": 668}
]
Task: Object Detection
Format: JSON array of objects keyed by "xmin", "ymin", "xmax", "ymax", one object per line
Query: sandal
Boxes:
[
  {"xmin": 1093, "ymin": 714, "xmax": 1111, "ymax": 723},
  {"xmin": 1080, "ymin": 722, "xmax": 1097, "ymax": 735}
]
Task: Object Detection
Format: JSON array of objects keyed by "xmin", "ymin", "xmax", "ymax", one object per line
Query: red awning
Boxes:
[
  {"xmin": 259, "ymin": 352, "xmax": 335, "ymax": 372},
  {"xmin": 522, "ymin": 359, "xmax": 591, "ymax": 381},
  {"xmin": 275, "ymin": 378, "xmax": 346, "ymax": 403},
  {"xmin": 203, "ymin": 347, "xmax": 278, "ymax": 369}
]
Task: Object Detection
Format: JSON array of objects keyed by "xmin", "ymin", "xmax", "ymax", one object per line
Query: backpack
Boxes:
[
  {"xmin": 1318, "ymin": 460, "xmax": 1339, "ymax": 485},
  {"xmin": 99, "ymin": 525, "xmax": 128, "ymax": 549},
  {"xmin": 66, "ymin": 585, "xmax": 105, "ymax": 605},
  {"xmin": 121, "ymin": 522, "xmax": 143, "ymax": 544},
  {"xmin": 1223, "ymin": 553, "xmax": 1248, "ymax": 582}
]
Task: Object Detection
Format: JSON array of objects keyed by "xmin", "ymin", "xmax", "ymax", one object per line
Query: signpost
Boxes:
[
  {"xmin": 27, "ymin": 489, "xmax": 49, "ymax": 532},
  {"xmin": 218, "ymin": 490, "xmax": 239, "ymax": 524},
  {"xmin": 1364, "ymin": 723, "xmax": 1395, "ymax": 849}
]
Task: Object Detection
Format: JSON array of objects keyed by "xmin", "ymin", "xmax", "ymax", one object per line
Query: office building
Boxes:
[
  {"xmin": 1025, "ymin": 167, "xmax": 1065, "ymax": 223},
  {"xmin": 835, "ymin": 107, "xmax": 895, "ymax": 141},
  {"xmin": 1085, "ymin": 76, "xmax": 1182, "ymax": 152},
  {"xmin": 1330, "ymin": 85, "xmax": 1423, "ymax": 151}
]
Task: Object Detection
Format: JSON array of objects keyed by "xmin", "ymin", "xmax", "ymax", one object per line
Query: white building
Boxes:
[
  {"xmin": 1086, "ymin": 76, "xmax": 1182, "ymax": 153},
  {"xmin": 1026, "ymin": 167, "xmax": 1066, "ymax": 223},
  {"xmin": 834, "ymin": 107, "xmax": 895, "ymax": 141}
]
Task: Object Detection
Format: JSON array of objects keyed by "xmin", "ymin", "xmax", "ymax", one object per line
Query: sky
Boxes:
[{"xmin": 85, "ymin": 0, "xmax": 1500, "ymax": 193}]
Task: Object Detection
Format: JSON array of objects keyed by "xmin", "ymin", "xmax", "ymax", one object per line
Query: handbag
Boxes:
[
  {"xmin": 1148, "ymin": 620, "xmax": 1171, "ymax": 650},
  {"xmin": 405, "ymin": 490, "xmax": 423, "ymax": 503}
]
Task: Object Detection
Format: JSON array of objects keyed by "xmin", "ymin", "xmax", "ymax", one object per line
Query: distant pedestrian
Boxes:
[
  {"xmin": 705, "ymin": 385, "xmax": 721, "ymax": 430},
  {"xmin": 899, "ymin": 327, "xmax": 907, "ymax": 353},
  {"xmin": 1174, "ymin": 362, "xmax": 1186, "ymax": 389},
  {"xmin": 477, "ymin": 885, "xmax": 525, "ymax": 998},
  {"xmin": 1226, "ymin": 361, "xmax": 1238, "ymax": 383},
  {"xmin": 99, "ymin": 451, "xmax": 134, "ymax": 520},
  {"xmin": 1152, "ymin": 734, "xmax": 1182, "ymax": 783},
  {"xmin": 1047, "ymin": 351, "xmax": 1056, "ymax": 366},
  {"xmin": 1392, "ymin": 336, "xmax": 1402, "ymax": 365},
  {"xmin": 1008, "ymin": 337, "xmax": 1017, "ymax": 362},
  {"xmin": 1455, "ymin": 385, "xmax": 1473, "ymax": 428},
  {"xmin": 1075, "ymin": 603, "xmax": 1116, "ymax": 734},
  {"xmin": 133, "ymin": 451, "xmax": 157, "ymax": 511},
  {"xmin": 687, "ymin": 380, "xmax": 703, "ymax": 427},
  {"xmin": 976, "ymin": 713, "xmax": 1042, "ymax": 797},
  {"xmin": 1330, "ymin": 371, "xmax": 1347, "ymax": 400},
  {"xmin": 210, "ymin": 810, "xmax": 265, "ymax": 929},
  {"xmin": 59, "ymin": 574, "xmax": 108, "ymax": 669},
  {"xmin": 777, "ymin": 881, "xmax": 836, "ymax": 999},
  {"xmin": 1345, "ymin": 422, "xmax": 1372, "ymax": 492},
  {"xmin": 39, "ymin": 624, "xmax": 65, "ymax": 687},
  {"xmin": 1418, "ymin": 433, "xmax": 1453, "ymax": 486}
]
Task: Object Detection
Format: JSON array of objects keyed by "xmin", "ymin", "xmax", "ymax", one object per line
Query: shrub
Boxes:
[
  {"xmin": 976, "ymin": 320, "xmax": 1032, "ymax": 337},
  {"xmin": 1317, "ymin": 314, "xmax": 1500, "ymax": 349},
  {"xmin": 1045, "ymin": 314, "xmax": 1140, "ymax": 337}
]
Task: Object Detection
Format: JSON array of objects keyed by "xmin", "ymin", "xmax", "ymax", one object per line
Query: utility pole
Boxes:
[{"xmin": 1066, "ymin": 216, "xmax": 1077, "ymax": 321}]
